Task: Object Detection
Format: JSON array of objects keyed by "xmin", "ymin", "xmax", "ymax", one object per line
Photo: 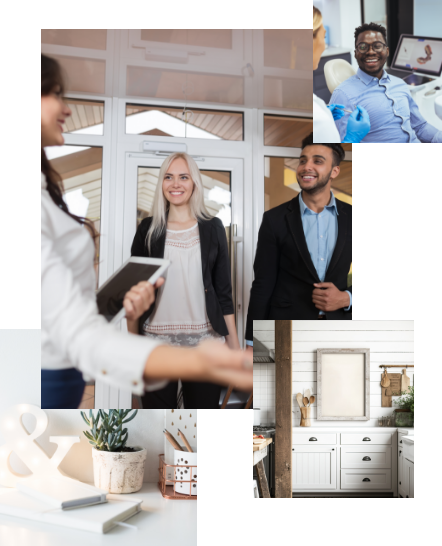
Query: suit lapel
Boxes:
[
  {"xmin": 326, "ymin": 200, "xmax": 347, "ymax": 278},
  {"xmin": 198, "ymin": 219, "xmax": 212, "ymax": 275},
  {"xmin": 150, "ymin": 228, "xmax": 166, "ymax": 258},
  {"xmin": 286, "ymin": 196, "xmax": 320, "ymax": 283}
]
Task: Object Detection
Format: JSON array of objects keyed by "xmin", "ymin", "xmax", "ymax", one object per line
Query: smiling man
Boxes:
[
  {"xmin": 329, "ymin": 22, "xmax": 442, "ymax": 143},
  {"xmin": 244, "ymin": 134, "xmax": 352, "ymax": 347}
]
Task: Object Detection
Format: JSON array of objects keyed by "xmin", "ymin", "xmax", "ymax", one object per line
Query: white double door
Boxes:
[{"xmin": 95, "ymin": 151, "xmax": 247, "ymax": 408}]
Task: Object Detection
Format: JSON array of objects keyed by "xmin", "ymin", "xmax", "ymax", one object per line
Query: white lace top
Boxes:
[{"xmin": 142, "ymin": 223, "xmax": 225, "ymax": 346}]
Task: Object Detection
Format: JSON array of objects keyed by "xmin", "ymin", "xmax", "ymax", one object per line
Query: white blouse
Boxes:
[
  {"xmin": 41, "ymin": 174, "xmax": 165, "ymax": 394},
  {"xmin": 143, "ymin": 224, "xmax": 224, "ymax": 346}
]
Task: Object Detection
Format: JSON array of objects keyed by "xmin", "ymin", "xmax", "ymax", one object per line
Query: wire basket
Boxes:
[{"xmin": 158, "ymin": 454, "xmax": 197, "ymax": 500}]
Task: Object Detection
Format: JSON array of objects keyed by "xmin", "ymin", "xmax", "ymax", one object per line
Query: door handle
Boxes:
[
  {"xmin": 362, "ymin": 478, "xmax": 371, "ymax": 482},
  {"xmin": 362, "ymin": 456, "xmax": 371, "ymax": 461},
  {"xmin": 229, "ymin": 224, "xmax": 243, "ymax": 329},
  {"xmin": 362, "ymin": 437, "xmax": 371, "ymax": 441}
]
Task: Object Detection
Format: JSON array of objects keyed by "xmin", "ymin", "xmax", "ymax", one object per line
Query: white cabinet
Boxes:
[
  {"xmin": 292, "ymin": 446, "xmax": 337, "ymax": 490},
  {"xmin": 403, "ymin": 459, "xmax": 414, "ymax": 498},
  {"xmin": 292, "ymin": 428, "xmax": 398, "ymax": 495},
  {"xmin": 398, "ymin": 447, "xmax": 406, "ymax": 497}
]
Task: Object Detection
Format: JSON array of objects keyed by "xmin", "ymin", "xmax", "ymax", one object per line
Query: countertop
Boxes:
[
  {"xmin": 293, "ymin": 427, "xmax": 398, "ymax": 432},
  {"xmin": 0, "ymin": 483, "xmax": 196, "ymax": 546}
]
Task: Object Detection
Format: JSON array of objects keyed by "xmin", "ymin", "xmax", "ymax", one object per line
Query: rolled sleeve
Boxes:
[
  {"xmin": 409, "ymin": 94, "xmax": 442, "ymax": 142},
  {"xmin": 42, "ymin": 213, "xmax": 165, "ymax": 395}
]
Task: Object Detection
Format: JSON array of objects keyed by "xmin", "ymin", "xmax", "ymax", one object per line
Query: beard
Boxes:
[{"xmin": 297, "ymin": 168, "xmax": 332, "ymax": 195}]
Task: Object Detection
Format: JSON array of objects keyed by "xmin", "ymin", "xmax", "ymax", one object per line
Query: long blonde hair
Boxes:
[
  {"xmin": 313, "ymin": 6, "xmax": 323, "ymax": 39},
  {"xmin": 146, "ymin": 152, "xmax": 211, "ymax": 252}
]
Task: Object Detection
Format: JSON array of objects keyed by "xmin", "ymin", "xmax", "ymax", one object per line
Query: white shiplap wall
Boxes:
[{"xmin": 253, "ymin": 321, "xmax": 414, "ymax": 427}]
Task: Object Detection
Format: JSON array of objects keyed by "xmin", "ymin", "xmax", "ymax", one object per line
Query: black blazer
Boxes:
[
  {"xmin": 131, "ymin": 216, "xmax": 234, "ymax": 337},
  {"xmin": 245, "ymin": 194, "xmax": 352, "ymax": 340}
]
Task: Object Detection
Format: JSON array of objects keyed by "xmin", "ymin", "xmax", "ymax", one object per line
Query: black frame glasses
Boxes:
[{"xmin": 356, "ymin": 42, "xmax": 387, "ymax": 53}]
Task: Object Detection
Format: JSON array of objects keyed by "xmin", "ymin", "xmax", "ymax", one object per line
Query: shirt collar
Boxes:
[
  {"xmin": 299, "ymin": 191, "xmax": 338, "ymax": 216},
  {"xmin": 356, "ymin": 67, "xmax": 390, "ymax": 85}
]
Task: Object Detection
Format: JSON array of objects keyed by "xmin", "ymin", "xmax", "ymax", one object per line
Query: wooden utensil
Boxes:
[
  {"xmin": 304, "ymin": 388, "xmax": 311, "ymax": 401},
  {"xmin": 177, "ymin": 428, "xmax": 193, "ymax": 453},
  {"xmin": 303, "ymin": 397, "xmax": 309, "ymax": 407},
  {"xmin": 309, "ymin": 395, "xmax": 315, "ymax": 406},
  {"xmin": 380, "ymin": 370, "xmax": 390, "ymax": 387},
  {"xmin": 296, "ymin": 393, "xmax": 303, "ymax": 408},
  {"xmin": 401, "ymin": 369, "xmax": 411, "ymax": 393},
  {"xmin": 381, "ymin": 373, "xmax": 401, "ymax": 407},
  {"xmin": 163, "ymin": 429, "xmax": 184, "ymax": 451}
]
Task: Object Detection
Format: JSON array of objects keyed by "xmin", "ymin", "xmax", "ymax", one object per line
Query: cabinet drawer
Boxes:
[
  {"xmin": 341, "ymin": 433, "xmax": 391, "ymax": 445},
  {"xmin": 293, "ymin": 433, "xmax": 337, "ymax": 445},
  {"xmin": 341, "ymin": 446, "xmax": 392, "ymax": 469},
  {"xmin": 341, "ymin": 469, "xmax": 392, "ymax": 490}
]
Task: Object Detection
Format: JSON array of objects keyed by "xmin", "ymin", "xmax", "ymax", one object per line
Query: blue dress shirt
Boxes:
[
  {"xmin": 245, "ymin": 192, "xmax": 352, "ymax": 345},
  {"xmin": 299, "ymin": 192, "xmax": 351, "ymax": 315},
  {"xmin": 330, "ymin": 68, "xmax": 442, "ymax": 143}
]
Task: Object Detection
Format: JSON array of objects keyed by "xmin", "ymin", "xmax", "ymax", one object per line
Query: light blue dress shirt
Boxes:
[
  {"xmin": 299, "ymin": 192, "xmax": 351, "ymax": 316},
  {"xmin": 330, "ymin": 68, "xmax": 442, "ymax": 143},
  {"xmin": 245, "ymin": 192, "xmax": 352, "ymax": 345}
]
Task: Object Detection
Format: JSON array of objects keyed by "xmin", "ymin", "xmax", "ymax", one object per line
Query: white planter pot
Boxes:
[
  {"xmin": 173, "ymin": 447, "xmax": 197, "ymax": 496},
  {"xmin": 92, "ymin": 446, "xmax": 146, "ymax": 494}
]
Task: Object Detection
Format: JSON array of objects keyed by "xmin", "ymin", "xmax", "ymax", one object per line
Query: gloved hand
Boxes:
[
  {"xmin": 342, "ymin": 105, "xmax": 370, "ymax": 143},
  {"xmin": 327, "ymin": 104, "xmax": 346, "ymax": 121}
]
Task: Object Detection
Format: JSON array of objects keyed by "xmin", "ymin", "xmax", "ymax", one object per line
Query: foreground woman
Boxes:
[{"xmin": 41, "ymin": 54, "xmax": 252, "ymax": 409}]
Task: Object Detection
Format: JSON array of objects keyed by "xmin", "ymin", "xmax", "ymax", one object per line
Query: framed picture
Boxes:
[{"xmin": 317, "ymin": 349, "xmax": 370, "ymax": 421}]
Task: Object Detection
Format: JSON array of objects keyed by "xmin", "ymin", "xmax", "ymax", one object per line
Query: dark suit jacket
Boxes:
[
  {"xmin": 245, "ymin": 194, "xmax": 352, "ymax": 340},
  {"xmin": 131, "ymin": 216, "xmax": 234, "ymax": 337}
]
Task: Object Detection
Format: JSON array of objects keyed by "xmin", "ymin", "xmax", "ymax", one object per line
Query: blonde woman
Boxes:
[
  {"xmin": 130, "ymin": 153, "xmax": 240, "ymax": 409},
  {"xmin": 41, "ymin": 54, "xmax": 251, "ymax": 409},
  {"xmin": 313, "ymin": 6, "xmax": 370, "ymax": 143}
]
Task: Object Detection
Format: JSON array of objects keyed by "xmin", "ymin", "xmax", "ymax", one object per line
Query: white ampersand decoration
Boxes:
[{"xmin": 0, "ymin": 404, "xmax": 80, "ymax": 487}]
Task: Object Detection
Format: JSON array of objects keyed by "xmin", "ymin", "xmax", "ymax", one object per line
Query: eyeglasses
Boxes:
[{"xmin": 356, "ymin": 41, "xmax": 387, "ymax": 53}]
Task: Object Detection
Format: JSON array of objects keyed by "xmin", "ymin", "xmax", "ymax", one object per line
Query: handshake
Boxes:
[{"xmin": 327, "ymin": 103, "xmax": 371, "ymax": 143}]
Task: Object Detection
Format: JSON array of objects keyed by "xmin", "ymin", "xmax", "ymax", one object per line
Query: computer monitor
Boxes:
[{"xmin": 391, "ymin": 35, "xmax": 442, "ymax": 77}]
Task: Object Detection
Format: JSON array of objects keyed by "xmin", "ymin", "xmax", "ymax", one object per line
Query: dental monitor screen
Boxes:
[{"xmin": 392, "ymin": 35, "xmax": 442, "ymax": 76}]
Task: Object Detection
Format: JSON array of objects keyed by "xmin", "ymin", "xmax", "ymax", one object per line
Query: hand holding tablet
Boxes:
[{"xmin": 123, "ymin": 277, "xmax": 165, "ymax": 322}]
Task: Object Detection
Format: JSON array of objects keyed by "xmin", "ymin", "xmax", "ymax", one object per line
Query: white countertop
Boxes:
[
  {"xmin": 321, "ymin": 46, "xmax": 352, "ymax": 57},
  {"xmin": 398, "ymin": 428, "xmax": 414, "ymax": 435},
  {"xmin": 0, "ymin": 483, "xmax": 196, "ymax": 546},
  {"xmin": 293, "ymin": 427, "xmax": 397, "ymax": 432}
]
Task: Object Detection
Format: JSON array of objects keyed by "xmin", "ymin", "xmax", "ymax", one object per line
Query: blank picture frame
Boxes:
[{"xmin": 317, "ymin": 349, "xmax": 370, "ymax": 421}]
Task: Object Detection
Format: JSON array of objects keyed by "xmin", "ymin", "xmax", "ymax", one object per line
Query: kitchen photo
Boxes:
[{"xmin": 252, "ymin": 320, "xmax": 414, "ymax": 498}]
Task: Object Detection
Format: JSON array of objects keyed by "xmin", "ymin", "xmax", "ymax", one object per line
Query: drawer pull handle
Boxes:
[
  {"xmin": 362, "ymin": 478, "xmax": 371, "ymax": 482},
  {"xmin": 362, "ymin": 456, "xmax": 371, "ymax": 461},
  {"xmin": 399, "ymin": 481, "xmax": 401, "ymax": 485},
  {"xmin": 399, "ymin": 451, "xmax": 402, "ymax": 455},
  {"xmin": 309, "ymin": 437, "xmax": 317, "ymax": 441},
  {"xmin": 400, "ymin": 440, "xmax": 403, "ymax": 444},
  {"xmin": 363, "ymin": 437, "xmax": 371, "ymax": 441}
]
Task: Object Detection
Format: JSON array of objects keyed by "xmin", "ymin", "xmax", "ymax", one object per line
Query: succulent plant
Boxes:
[{"xmin": 81, "ymin": 409, "xmax": 138, "ymax": 452}]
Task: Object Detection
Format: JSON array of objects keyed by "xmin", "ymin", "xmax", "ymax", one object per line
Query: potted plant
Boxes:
[
  {"xmin": 81, "ymin": 409, "xmax": 146, "ymax": 494},
  {"xmin": 393, "ymin": 386, "xmax": 414, "ymax": 427}
]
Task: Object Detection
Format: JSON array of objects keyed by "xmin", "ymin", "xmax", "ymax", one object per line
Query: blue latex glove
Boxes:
[
  {"xmin": 327, "ymin": 104, "xmax": 346, "ymax": 121},
  {"xmin": 342, "ymin": 105, "xmax": 370, "ymax": 143}
]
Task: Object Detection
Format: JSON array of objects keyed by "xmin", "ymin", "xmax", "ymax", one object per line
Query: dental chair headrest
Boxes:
[{"xmin": 324, "ymin": 59, "xmax": 357, "ymax": 94}]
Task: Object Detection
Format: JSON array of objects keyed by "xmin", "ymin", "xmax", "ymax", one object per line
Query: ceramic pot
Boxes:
[
  {"xmin": 173, "ymin": 447, "xmax": 197, "ymax": 496},
  {"xmin": 92, "ymin": 446, "xmax": 146, "ymax": 493}
]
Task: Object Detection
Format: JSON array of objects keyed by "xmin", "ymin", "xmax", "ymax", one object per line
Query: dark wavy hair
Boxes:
[
  {"xmin": 301, "ymin": 133, "xmax": 345, "ymax": 166},
  {"xmin": 41, "ymin": 54, "xmax": 98, "ymax": 242},
  {"xmin": 354, "ymin": 22, "xmax": 387, "ymax": 45}
]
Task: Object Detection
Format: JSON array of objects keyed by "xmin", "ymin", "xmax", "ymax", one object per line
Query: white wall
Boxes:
[
  {"xmin": 414, "ymin": 0, "xmax": 442, "ymax": 38},
  {"xmin": 318, "ymin": 0, "xmax": 362, "ymax": 67},
  {"xmin": 253, "ymin": 321, "xmax": 414, "ymax": 427},
  {"xmin": 0, "ymin": 330, "xmax": 40, "ymax": 408},
  {"xmin": 0, "ymin": 409, "xmax": 197, "ymax": 484}
]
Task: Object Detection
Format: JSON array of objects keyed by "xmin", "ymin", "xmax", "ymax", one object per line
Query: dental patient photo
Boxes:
[{"xmin": 313, "ymin": 2, "xmax": 442, "ymax": 143}]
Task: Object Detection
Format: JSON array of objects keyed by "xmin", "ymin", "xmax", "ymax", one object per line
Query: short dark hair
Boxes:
[
  {"xmin": 354, "ymin": 22, "xmax": 387, "ymax": 46},
  {"xmin": 301, "ymin": 133, "xmax": 345, "ymax": 166}
]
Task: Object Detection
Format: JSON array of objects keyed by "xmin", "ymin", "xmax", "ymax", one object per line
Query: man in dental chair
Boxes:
[{"xmin": 329, "ymin": 23, "xmax": 442, "ymax": 143}]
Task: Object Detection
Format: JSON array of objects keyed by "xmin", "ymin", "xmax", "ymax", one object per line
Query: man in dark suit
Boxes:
[{"xmin": 245, "ymin": 133, "xmax": 352, "ymax": 347}]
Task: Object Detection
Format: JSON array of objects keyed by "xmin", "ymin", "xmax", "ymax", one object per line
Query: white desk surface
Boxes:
[{"xmin": 0, "ymin": 483, "xmax": 196, "ymax": 546}]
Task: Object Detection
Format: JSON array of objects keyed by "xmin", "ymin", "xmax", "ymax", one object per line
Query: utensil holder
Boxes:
[
  {"xmin": 158, "ymin": 453, "xmax": 197, "ymax": 500},
  {"xmin": 300, "ymin": 407, "xmax": 311, "ymax": 427}
]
